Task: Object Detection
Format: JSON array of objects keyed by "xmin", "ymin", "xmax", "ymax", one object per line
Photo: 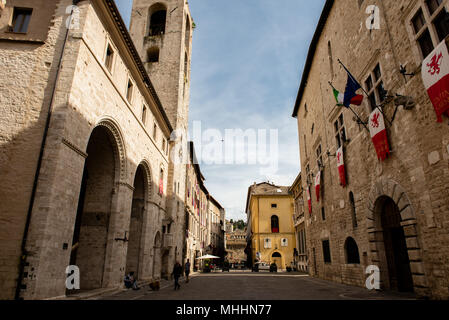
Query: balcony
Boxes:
[{"xmin": 163, "ymin": 233, "xmax": 174, "ymax": 248}]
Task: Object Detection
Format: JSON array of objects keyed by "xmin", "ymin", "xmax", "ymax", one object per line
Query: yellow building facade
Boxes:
[{"xmin": 246, "ymin": 183, "xmax": 296, "ymax": 270}]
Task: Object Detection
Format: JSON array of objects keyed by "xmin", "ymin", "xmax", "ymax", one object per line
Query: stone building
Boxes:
[
  {"xmin": 0, "ymin": 0, "xmax": 192, "ymax": 299},
  {"xmin": 207, "ymin": 195, "xmax": 225, "ymax": 260},
  {"xmin": 225, "ymin": 228, "xmax": 247, "ymax": 265},
  {"xmin": 292, "ymin": 0, "xmax": 449, "ymax": 299},
  {"xmin": 245, "ymin": 182, "xmax": 296, "ymax": 270},
  {"xmin": 184, "ymin": 142, "xmax": 226, "ymax": 270},
  {"xmin": 184, "ymin": 141, "xmax": 204, "ymax": 271},
  {"xmin": 129, "ymin": 0, "xmax": 193, "ymax": 280},
  {"xmin": 289, "ymin": 173, "xmax": 308, "ymax": 272}
]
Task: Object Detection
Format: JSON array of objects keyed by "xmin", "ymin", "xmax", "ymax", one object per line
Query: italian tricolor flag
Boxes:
[
  {"xmin": 369, "ymin": 109, "xmax": 390, "ymax": 161},
  {"xmin": 336, "ymin": 146, "xmax": 346, "ymax": 187},
  {"xmin": 333, "ymin": 87, "xmax": 363, "ymax": 107}
]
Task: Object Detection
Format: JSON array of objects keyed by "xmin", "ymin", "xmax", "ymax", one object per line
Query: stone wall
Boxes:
[
  {"xmin": 0, "ymin": 0, "xmax": 173, "ymax": 299},
  {"xmin": 295, "ymin": 0, "xmax": 449, "ymax": 299},
  {"xmin": 0, "ymin": 0, "xmax": 69, "ymax": 300}
]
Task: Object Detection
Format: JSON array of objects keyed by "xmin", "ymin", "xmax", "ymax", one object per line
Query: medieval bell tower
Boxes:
[
  {"xmin": 129, "ymin": 0, "xmax": 193, "ymax": 275},
  {"xmin": 129, "ymin": 0, "xmax": 192, "ymax": 130}
]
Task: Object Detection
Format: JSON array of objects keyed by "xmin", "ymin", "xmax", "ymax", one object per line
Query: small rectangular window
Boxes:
[
  {"xmin": 11, "ymin": 8, "xmax": 33, "ymax": 33},
  {"xmin": 412, "ymin": 9, "xmax": 426, "ymax": 34},
  {"xmin": 271, "ymin": 204, "xmax": 277, "ymax": 208},
  {"xmin": 105, "ymin": 44, "xmax": 114, "ymax": 72},
  {"xmin": 153, "ymin": 123, "xmax": 157, "ymax": 140},
  {"xmin": 321, "ymin": 207, "xmax": 326, "ymax": 221},
  {"xmin": 426, "ymin": 0, "xmax": 443, "ymax": 15},
  {"xmin": 126, "ymin": 80, "xmax": 133, "ymax": 102},
  {"xmin": 322, "ymin": 240, "xmax": 331, "ymax": 263},
  {"xmin": 334, "ymin": 114, "xmax": 346, "ymax": 148},
  {"xmin": 433, "ymin": 9, "xmax": 449, "ymax": 41},
  {"xmin": 142, "ymin": 105, "xmax": 147, "ymax": 125}
]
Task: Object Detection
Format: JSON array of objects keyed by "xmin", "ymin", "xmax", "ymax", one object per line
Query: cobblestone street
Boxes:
[{"xmin": 94, "ymin": 271, "xmax": 416, "ymax": 300}]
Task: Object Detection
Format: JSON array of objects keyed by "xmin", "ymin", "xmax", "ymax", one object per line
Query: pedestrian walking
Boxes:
[
  {"xmin": 172, "ymin": 261, "xmax": 182, "ymax": 290},
  {"xmin": 185, "ymin": 259, "xmax": 191, "ymax": 283}
]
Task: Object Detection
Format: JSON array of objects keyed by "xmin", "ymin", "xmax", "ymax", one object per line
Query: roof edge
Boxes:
[{"xmin": 291, "ymin": 0, "xmax": 334, "ymax": 118}]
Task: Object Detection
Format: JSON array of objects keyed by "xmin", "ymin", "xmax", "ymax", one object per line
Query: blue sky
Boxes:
[{"xmin": 115, "ymin": 0, "xmax": 326, "ymax": 221}]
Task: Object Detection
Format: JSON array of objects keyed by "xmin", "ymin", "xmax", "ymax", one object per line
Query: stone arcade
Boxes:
[{"xmin": 0, "ymin": 0, "xmax": 194, "ymax": 299}]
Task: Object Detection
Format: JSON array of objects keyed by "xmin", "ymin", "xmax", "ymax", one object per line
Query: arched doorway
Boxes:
[
  {"xmin": 271, "ymin": 252, "xmax": 282, "ymax": 269},
  {"xmin": 380, "ymin": 197, "xmax": 414, "ymax": 292},
  {"xmin": 69, "ymin": 125, "xmax": 118, "ymax": 291},
  {"xmin": 125, "ymin": 165, "xmax": 147, "ymax": 279}
]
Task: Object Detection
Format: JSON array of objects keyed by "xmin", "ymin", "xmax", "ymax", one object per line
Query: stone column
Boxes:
[{"xmin": 102, "ymin": 182, "xmax": 133, "ymax": 288}]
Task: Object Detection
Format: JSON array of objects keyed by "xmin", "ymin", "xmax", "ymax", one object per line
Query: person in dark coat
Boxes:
[
  {"xmin": 172, "ymin": 262, "xmax": 183, "ymax": 290},
  {"xmin": 185, "ymin": 259, "xmax": 191, "ymax": 283}
]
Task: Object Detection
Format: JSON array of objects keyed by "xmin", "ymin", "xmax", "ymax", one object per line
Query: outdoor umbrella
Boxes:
[{"xmin": 196, "ymin": 254, "xmax": 220, "ymax": 259}]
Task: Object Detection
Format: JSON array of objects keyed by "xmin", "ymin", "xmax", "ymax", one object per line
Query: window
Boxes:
[
  {"xmin": 162, "ymin": 138, "xmax": 166, "ymax": 152},
  {"xmin": 153, "ymin": 123, "xmax": 157, "ymax": 140},
  {"xmin": 281, "ymin": 238, "xmax": 288, "ymax": 247},
  {"xmin": 147, "ymin": 47, "xmax": 159, "ymax": 63},
  {"xmin": 271, "ymin": 203, "xmax": 277, "ymax": 208},
  {"xmin": 328, "ymin": 41, "xmax": 334, "ymax": 78},
  {"xmin": 264, "ymin": 238, "xmax": 272, "ymax": 249},
  {"xmin": 303, "ymin": 134, "xmax": 308, "ymax": 158},
  {"xmin": 126, "ymin": 79, "xmax": 133, "ymax": 103},
  {"xmin": 322, "ymin": 240, "xmax": 331, "ymax": 263},
  {"xmin": 149, "ymin": 8, "xmax": 167, "ymax": 36},
  {"xmin": 142, "ymin": 105, "xmax": 147, "ymax": 125},
  {"xmin": 105, "ymin": 44, "xmax": 114, "ymax": 72},
  {"xmin": 411, "ymin": 1, "xmax": 449, "ymax": 59},
  {"xmin": 11, "ymin": 8, "xmax": 32, "ymax": 33},
  {"xmin": 345, "ymin": 237, "xmax": 360, "ymax": 264},
  {"xmin": 349, "ymin": 191, "xmax": 358, "ymax": 228},
  {"xmin": 271, "ymin": 215, "xmax": 279, "ymax": 233},
  {"xmin": 316, "ymin": 144, "xmax": 323, "ymax": 168},
  {"xmin": 334, "ymin": 113, "xmax": 347, "ymax": 148},
  {"xmin": 321, "ymin": 207, "xmax": 326, "ymax": 221},
  {"xmin": 158, "ymin": 168, "xmax": 164, "ymax": 195},
  {"xmin": 365, "ymin": 64, "xmax": 387, "ymax": 111}
]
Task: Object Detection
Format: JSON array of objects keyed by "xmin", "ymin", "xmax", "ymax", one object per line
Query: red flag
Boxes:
[
  {"xmin": 159, "ymin": 177, "xmax": 163, "ymax": 195},
  {"xmin": 422, "ymin": 40, "xmax": 449, "ymax": 122},
  {"xmin": 336, "ymin": 146, "xmax": 346, "ymax": 187},
  {"xmin": 315, "ymin": 171, "xmax": 321, "ymax": 202},
  {"xmin": 369, "ymin": 109, "xmax": 390, "ymax": 161},
  {"xmin": 306, "ymin": 188, "xmax": 312, "ymax": 215}
]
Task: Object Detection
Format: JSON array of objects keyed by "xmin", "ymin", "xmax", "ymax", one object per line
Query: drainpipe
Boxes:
[{"xmin": 15, "ymin": 2, "xmax": 78, "ymax": 300}]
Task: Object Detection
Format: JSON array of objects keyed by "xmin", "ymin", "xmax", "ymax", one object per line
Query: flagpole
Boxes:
[
  {"xmin": 337, "ymin": 59, "xmax": 393, "ymax": 126},
  {"xmin": 328, "ymin": 81, "xmax": 370, "ymax": 132}
]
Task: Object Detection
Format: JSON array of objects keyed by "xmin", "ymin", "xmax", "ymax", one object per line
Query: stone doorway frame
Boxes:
[{"xmin": 366, "ymin": 178, "xmax": 428, "ymax": 293}]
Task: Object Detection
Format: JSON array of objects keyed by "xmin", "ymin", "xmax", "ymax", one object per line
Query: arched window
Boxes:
[
  {"xmin": 349, "ymin": 191, "xmax": 357, "ymax": 228},
  {"xmin": 272, "ymin": 252, "xmax": 281, "ymax": 258},
  {"xmin": 345, "ymin": 237, "xmax": 360, "ymax": 264},
  {"xmin": 271, "ymin": 215, "xmax": 279, "ymax": 233},
  {"xmin": 147, "ymin": 47, "xmax": 159, "ymax": 63},
  {"xmin": 149, "ymin": 4, "xmax": 167, "ymax": 36}
]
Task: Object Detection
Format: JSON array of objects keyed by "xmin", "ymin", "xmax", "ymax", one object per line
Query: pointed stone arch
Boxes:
[
  {"xmin": 366, "ymin": 178, "xmax": 427, "ymax": 293},
  {"xmin": 93, "ymin": 117, "xmax": 127, "ymax": 182},
  {"xmin": 136, "ymin": 159, "xmax": 154, "ymax": 202}
]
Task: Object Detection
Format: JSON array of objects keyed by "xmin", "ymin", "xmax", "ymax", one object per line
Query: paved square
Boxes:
[{"xmin": 95, "ymin": 271, "xmax": 417, "ymax": 300}]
